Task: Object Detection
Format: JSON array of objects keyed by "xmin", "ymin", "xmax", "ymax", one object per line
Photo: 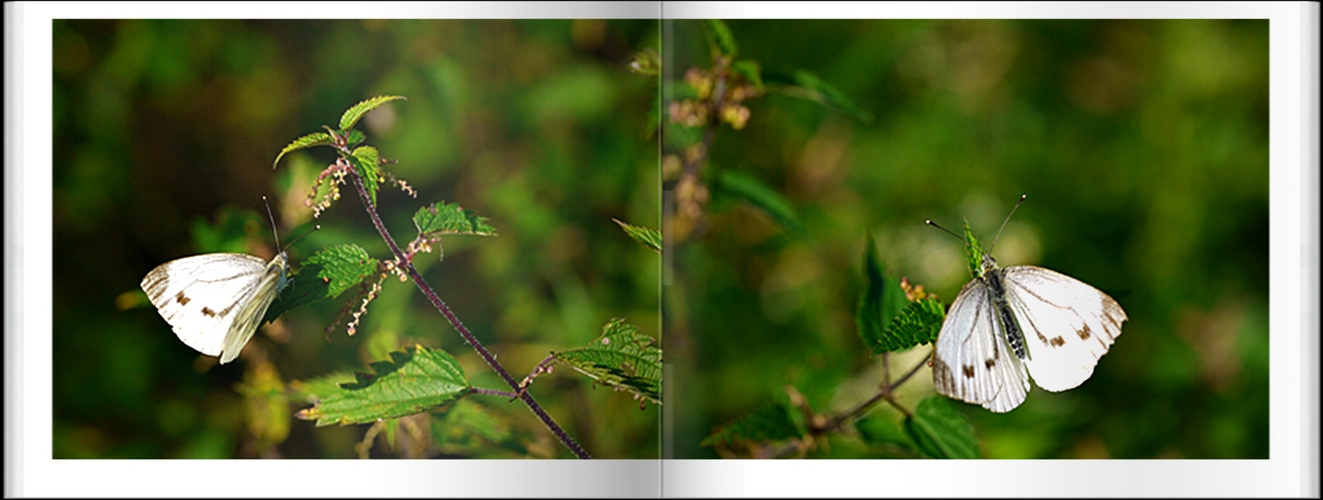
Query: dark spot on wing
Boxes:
[
  {"xmin": 985, "ymin": 358, "xmax": 996, "ymax": 370},
  {"xmin": 174, "ymin": 292, "xmax": 190, "ymax": 305},
  {"xmin": 1078, "ymin": 324, "xmax": 1092, "ymax": 340},
  {"xmin": 1049, "ymin": 336, "xmax": 1066, "ymax": 347},
  {"xmin": 202, "ymin": 307, "xmax": 217, "ymax": 317},
  {"xmin": 962, "ymin": 365, "xmax": 975, "ymax": 378}
]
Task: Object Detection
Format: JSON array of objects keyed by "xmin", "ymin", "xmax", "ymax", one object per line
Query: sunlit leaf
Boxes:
[
  {"xmin": 413, "ymin": 201, "xmax": 499, "ymax": 239},
  {"xmin": 339, "ymin": 95, "xmax": 407, "ymax": 132},
  {"xmin": 613, "ymin": 218, "xmax": 661, "ymax": 253},
  {"xmin": 551, "ymin": 318, "xmax": 662, "ymax": 405},
  {"xmin": 295, "ymin": 346, "xmax": 471, "ymax": 426},
  {"xmin": 348, "ymin": 146, "xmax": 382, "ymax": 207},
  {"xmin": 273, "ymin": 131, "xmax": 334, "ymax": 169}
]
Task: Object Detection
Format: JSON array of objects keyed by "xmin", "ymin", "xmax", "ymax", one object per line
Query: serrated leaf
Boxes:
[
  {"xmin": 345, "ymin": 129, "xmax": 366, "ymax": 148},
  {"xmin": 348, "ymin": 146, "xmax": 381, "ymax": 207},
  {"xmin": 263, "ymin": 243, "xmax": 378, "ymax": 323},
  {"xmin": 296, "ymin": 346, "xmax": 470, "ymax": 426},
  {"xmin": 714, "ymin": 169, "xmax": 806, "ymax": 237},
  {"xmin": 288, "ymin": 371, "xmax": 356, "ymax": 405},
  {"xmin": 881, "ymin": 297, "xmax": 945, "ymax": 350},
  {"xmin": 339, "ymin": 95, "xmax": 407, "ymax": 132},
  {"xmin": 413, "ymin": 201, "xmax": 499, "ymax": 239},
  {"xmin": 613, "ymin": 218, "xmax": 661, "ymax": 253},
  {"xmin": 858, "ymin": 238, "xmax": 908, "ymax": 354},
  {"xmin": 701, "ymin": 398, "xmax": 805, "ymax": 447},
  {"xmin": 273, "ymin": 131, "xmax": 334, "ymax": 169},
  {"xmin": 763, "ymin": 69, "xmax": 873, "ymax": 123},
  {"xmin": 704, "ymin": 19, "xmax": 738, "ymax": 59},
  {"xmin": 551, "ymin": 318, "xmax": 662, "ymax": 405},
  {"xmin": 903, "ymin": 397, "xmax": 980, "ymax": 459}
]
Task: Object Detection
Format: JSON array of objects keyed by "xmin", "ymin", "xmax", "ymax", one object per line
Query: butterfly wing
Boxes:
[
  {"xmin": 217, "ymin": 253, "xmax": 289, "ymax": 364},
  {"xmin": 1000, "ymin": 265, "xmax": 1127, "ymax": 392},
  {"xmin": 141, "ymin": 253, "xmax": 270, "ymax": 359},
  {"xmin": 932, "ymin": 278, "xmax": 1031, "ymax": 413}
]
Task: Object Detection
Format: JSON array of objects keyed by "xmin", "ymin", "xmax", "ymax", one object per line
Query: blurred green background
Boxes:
[
  {"xmin": 663, "ymin": 19, "xmax": 1268, "ymax": 458},
  {"xmin": 53, "ymin": 19, "xmax": 660, "ymax": 458}
]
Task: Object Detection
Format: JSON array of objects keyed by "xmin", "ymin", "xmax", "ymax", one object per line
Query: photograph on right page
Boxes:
[{"xmin": 661, "ymin": 19, "xmax": 1268, "ymax": 459}]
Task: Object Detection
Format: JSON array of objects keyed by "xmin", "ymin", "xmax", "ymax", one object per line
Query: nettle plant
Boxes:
[
  {"xmin": 666, "ymin": 21, "xmax": 978, "ymax": 458},
  {"xmin": 253, "ymin": 96, "xmax": 661, "ymax": 459}
]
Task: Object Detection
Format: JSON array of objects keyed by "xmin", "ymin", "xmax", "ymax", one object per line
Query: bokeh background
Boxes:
[
  {"xmin": 53, "ymin": 19, "xmax": 661, "ymax": 458},
  {"xmin": 663, "ymin": 19, "xmax": 1268, "ymax": 458}
]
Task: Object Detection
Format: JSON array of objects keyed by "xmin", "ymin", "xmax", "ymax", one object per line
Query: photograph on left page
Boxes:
[{"xmin": 53, "ymin": 18, "xmax": 661, "ymax": 459}]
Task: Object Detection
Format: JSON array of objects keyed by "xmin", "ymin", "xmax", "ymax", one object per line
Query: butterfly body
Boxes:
[
  {"xmin": 931, "ymin": 219, "xmax": 1127, "ymax": 413},
  {"xmin": 141, "ymin": 252, "xmax": 290, "ymax": 364}
]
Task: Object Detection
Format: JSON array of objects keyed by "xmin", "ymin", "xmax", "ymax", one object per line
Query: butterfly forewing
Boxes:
[
  {"xmin": 218, "ymin": 253, "xmax": 289, "ymax": 364},
  {"xmin": 1000, "ymin": 265, "xmax": 1127, "ymax": 392},
  {"xmin": 932, "ymin": 278, "xmax": 1030, "ymax": 413},
  {"xmin": 140, "ymin": 253, "xmax": 272, "ymax": 359}
]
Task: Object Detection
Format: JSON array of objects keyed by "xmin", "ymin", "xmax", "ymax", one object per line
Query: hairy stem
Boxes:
[{"xmin": 349, "ymin": 171, "xmax": 591, "ymax": 459}]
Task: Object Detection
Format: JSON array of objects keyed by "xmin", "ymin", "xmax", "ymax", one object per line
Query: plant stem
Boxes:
[
  {"xmin": 470, "ymin": 387, "xmax": 520, "ymax": 399},
  {"xmin": 349, "ymin": 171, "xmax": 591, "ymax": 459}
]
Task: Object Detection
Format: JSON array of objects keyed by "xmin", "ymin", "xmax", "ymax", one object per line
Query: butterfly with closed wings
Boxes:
[
  {"xmin": 928, "ymin": 195, "xmax": 1127, "ymax": 412},
  {"xmin": 140, "ymin": 201, "xmax": 294, "ymax": 364}
]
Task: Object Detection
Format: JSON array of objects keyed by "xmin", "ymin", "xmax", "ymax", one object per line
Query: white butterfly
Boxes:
[
  {"xmin": 929, "ymin": 196, "xmax": 1127, "ymax": 412},
  {"xmin": 141, "ymin": 251, "xmax": 290, "ymax": 364}
]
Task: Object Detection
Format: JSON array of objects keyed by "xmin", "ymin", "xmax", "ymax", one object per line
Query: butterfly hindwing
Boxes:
[
  {"xmin": 932, "ymin": 278, "xmax": 1030, "ymax": 413},
  {"xmin": 1000, "ymin": 265, "xmax": 1127, "ymax": 392},
  {"xmin": 141, "ymin": 253, "xmax": 271, "ymax": 359}
]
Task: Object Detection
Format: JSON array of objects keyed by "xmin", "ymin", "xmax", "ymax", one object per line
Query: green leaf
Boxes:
[
  {"xmin": 345, "ymin": 129, "xmax": 366, "ymax": 148},
  {"xmin": 704, "ymin": 19, "xmax": 738, "ymax": 59},
  {"xmin": 348, "ymin": 146, "xmax": 382, "ymax": 207},
  {"xmin": 701, "ymin": 397, "xmax": 805, "ymax": 447},
  {"xmin": 903, "ymin": 397, "xmax": 980, "ymax": 459},
  {"xmin": 273, "ymin": 131, "xmax": 334, "ymax": 169},
  {"xmin": 882, "ymin": 297, "xmax": 946, "ymax": 349},
  {"xmin": 714, "ymin": 169, "xmax": 806, "ymax": 237},
  {"xmin": 731, "ymin": 59, "xmax": 764, "ymax": 89},
  {"xmin": 858, "ymin": 238, "xmax": 908, "ymax": 354},
  {"xmin": 429, "ymin": 399, "xmax": 531, "ymax": 457},
  {"xmin": 613, "ymin": 218, "xmax": 661, "ymax": 253},
  {"xmin": 295, "ymin": 346, "xmax": 470, "ymax": 426},
  {"xmin": 413, "ymin": 201, "xmax": 499, "ymax": 239},
  {"xmin": 855, "ymin": 414, "xmax": 917, "ymax": 454},
  {"xmin": 338, "ymin": 95, "xmax": 407, "ymax": 132},
  {"xmin": 551, "ymin": 318, "xmax": 662, "ymax": 406},
  {"xmin": 288, "ymin": 371, "xmax": 356, "ymax": 405},
  {"xmin": 763, "ymin": 68, "xmax": 874, "ymax": 123},
  {"xmin": 263, "ymin": 243, "xmax": 378, "ymax": 323}
]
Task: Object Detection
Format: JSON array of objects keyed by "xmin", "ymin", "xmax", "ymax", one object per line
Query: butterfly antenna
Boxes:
[
  {"xmin": 285, "ymin": 224, "xmax": 321, "ymax": 249},
  {"xmin": 262, "ymin": 195, "xmax": 282, "ymax": 249},
  {"xmin": 925, "ymin": 219, "xmax": 965, "ymax": 241},
  {"xmin": 989, "ymin": 194, "xmax": 1027, "ymax": 252}
]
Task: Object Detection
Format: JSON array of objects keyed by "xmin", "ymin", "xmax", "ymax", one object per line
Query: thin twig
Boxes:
[{"xmin": 350, "ymin": 171, "xmax": 591, "ymax": 459}]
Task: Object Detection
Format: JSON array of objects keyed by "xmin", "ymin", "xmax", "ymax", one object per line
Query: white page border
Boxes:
[{"xmin": 9, "ymin": 1, "xmax": 1318, "ymax": 498}]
